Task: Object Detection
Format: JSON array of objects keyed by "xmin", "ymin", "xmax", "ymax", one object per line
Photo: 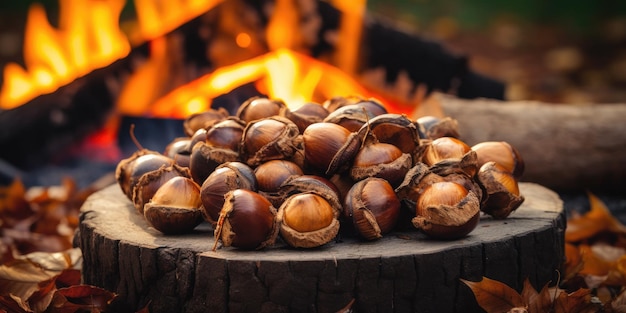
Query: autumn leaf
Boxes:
[
  {"xmin": 552, "ymin": 288, "xmax": 596, "ymax": 313},
  {"xmin": 0, "ymin": 248, "xmax": 82, "ymax": 312},
  {"xmin": 566, "ymin": 192, "xmax": 626, "ymax": 243},
  {"xmin": 462, "ymin": 276, "xmax": 601, "ymax": 313},
  {"xmin": 523, "ymin": 279, "xmax": 552, "ymax": 313},
  {"xmin": 461, "ymin": 276, "xmax": 526, "ymax": 312},
  {"xmin": 0, "ymin": 258, "xmax": 58, "ymax": 303},
  {"xmin": 564, "ymin": 243, "xmax": 584, "ymax": 281},
  {"xmin": 46, "ymin": 285, "xmax": 117, "ymax": 313}
]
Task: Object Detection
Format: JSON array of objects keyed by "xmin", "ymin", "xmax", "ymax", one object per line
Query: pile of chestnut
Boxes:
[{"xmin": 115, "ymin": 96, "xmax": 525, "ymax": 250}]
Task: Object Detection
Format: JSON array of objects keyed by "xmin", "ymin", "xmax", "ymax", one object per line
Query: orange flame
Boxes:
[
  {"xmin": 151, "ymin": 0, "xmax": 417, "ymax": 116},
  {"xmin": 0, "ymin": 0, "xmax": 224, "ymax": 110},
  {"xmin": 132, "ymin": 0, "xmax": 223, "ymax": 43},
  {"xmin": 0, "ymin": 0, "xmax": 130, "ymax": 109},
  {"xmin": 151, "ymin": 48, "xmax": 379, "ymax": 117}
]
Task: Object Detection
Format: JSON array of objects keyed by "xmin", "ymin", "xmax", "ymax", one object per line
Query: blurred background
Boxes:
[{"xmin": 2, "ymin": 0, "xmax": 626, "ymax": 104}]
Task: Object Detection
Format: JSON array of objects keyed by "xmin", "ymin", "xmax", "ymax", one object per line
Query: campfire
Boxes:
[{"xmin": 0, "ymin": 0, "xmax": 505, "ymax": 186}]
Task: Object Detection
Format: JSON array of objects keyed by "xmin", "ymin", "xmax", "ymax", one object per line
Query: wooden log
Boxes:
[
  {"xmin": 76, "ymin": 182, "xmax": 564, "ymax": 313},
  {"xmin": 435, "ymin": 94, "xmax": 626, "ymax": 192}
]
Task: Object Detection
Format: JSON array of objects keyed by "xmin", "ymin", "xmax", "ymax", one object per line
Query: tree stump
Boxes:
[{"xmin": 76, "ymin": 182, "xmax": 565, "ymax": 313}]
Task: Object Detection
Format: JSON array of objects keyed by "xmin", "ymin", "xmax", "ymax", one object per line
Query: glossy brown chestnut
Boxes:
[
  {"xmin": 302, "ymin": 122, "xmax": 364, "ymax": 176},
  {"xmin": 412, "ymin": 181, "xmax": 480, "ymax": 240},
  {"xmin": 422, "ymin": 136, "xmax": 472, "ymax": 166},
  {"xmin": 132, "ymin": 164, "xmax": 191, "ymax": 214},
  {"xmin": 188, "ymin": 141, "xmax": 239, "ymax": 185},
  {"xmin": 365, "ymin": 113, "xmax": 421, "ymax": 156},
  {"xmin": 182, "ymin": 107, "xmax": 229, "ymax": 136},
  {"xmin": 254, "ymin": 160, "xmax": 303, "ymax": 192},
  {"xmin": 200, "ymin": 162, "xmax": 257, "ymax": 224},
  {"xmin": 476, "ymin": 161, "xmax": 525, "ymax": 219},
  {"xmin": 277, "ymin": 192, "xmax": 340, "ymax": 248},
  {"xmin": 213, "ymin": 189, "xmax": 279, "ymax": 250},
  {"xmin": 416, "ymin": 116, "xmax": 460, "ymax": 139},
  {"xmin": 236, "ymin": 96, "xmax": 287, "ymax": 123},
  {"xmin": 116, "ymin": 152, "xmax": 175, "ymax": 200},
  {"xmin": 281, "ymin": 102, "xmax": 329, "ymax": 133},
  {"xmin": 204, "ymin": 117, "xmax": 246, "ymax": 152},
  {"xmin": 240, "ymin": 116, "xmax": 301, "ymax": 167},
  {"xmin": 344, "ymin": 177, "xmax": 400, "ymax": 240},
  {"xmin": 323, "ymin": 104, "xmax": 378, "ymax": 132},
  {"xmin": 143, "ymin": 176, "xmax": 204, "ymax": 234},
  {"xmin": 350, "ymin": 137, "xmax": 412, "ymax": 188},
  {"xmin": 471, "ymin": 141, "xmax": 525, "ymax": 180}
]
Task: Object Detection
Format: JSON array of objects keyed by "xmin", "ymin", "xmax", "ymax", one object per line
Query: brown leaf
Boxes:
[
  {"xmin": 579, "ymin": 244, "xmax": 613, "ymax": 277},
  {"xmin": 0, "ymin": 258, "xmax": 56, "ymax": 302},
  {"xmin": 461, "ymin": 277, "xmax": 526, "ymax": 313},
  {"xmin": 553, "ymin": 288, "xmax": 597, "ymax": 313},
  {"xmin": 564, "ymin": 243, "xmax": 584, "ymax": 281},
  {"xmin": 21, "ymin": 249, "xmax": 81, "ymax": 272},
  {"xmin": 26, "ymin": 278, "xmax": 57, "ymax": 313},
  {"xmin": 0, "ymin": 179, "xmax": 32, "ymax": 221},
  {"xmin": 566, "ymin": 192, "xmax": 626, "ymax": 243},
  {"xmin": 523, "ymin": 279, "xmax": 552, "ymax": 313},
  {"xmin": 47, "ymin": 285, "xmax": 117, "ymax": 313},
  {"xmin": 0, "ymin": 294, "xmax": 32, "ymax": 313}
]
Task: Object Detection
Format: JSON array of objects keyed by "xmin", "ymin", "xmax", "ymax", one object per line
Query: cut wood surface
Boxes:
[
  {"xmin": 77, "ymin": 182, "xmax": 564, "ymax": 313},
  {"xmin": 437, "ymin": 94, "xmax": 626, "ymax": 192}
]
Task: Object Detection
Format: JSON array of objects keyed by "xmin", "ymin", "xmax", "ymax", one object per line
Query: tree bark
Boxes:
[
  {"xmin": 436, "ymin": 94, "xmax": 626, "ymax": 193},
  {"xmin": 76, "ymin": 182, "xmax": 564, "ymax": 313}
]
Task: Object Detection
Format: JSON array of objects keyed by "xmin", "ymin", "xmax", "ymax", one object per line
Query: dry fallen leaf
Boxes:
[
  {"xmin": 46, "ymin": 285, "xmax": 117, "ymax": 313},
  {"xmin": 460, "ymin": 276, "xmax": 525, "ymax": 313},
  {"xmin": 566, "ymin": 192, "xmax": 626, "ymax": 243},
  {"xmin": 462, "ymin": 276, "xmax": 600, "ymax": 313}
]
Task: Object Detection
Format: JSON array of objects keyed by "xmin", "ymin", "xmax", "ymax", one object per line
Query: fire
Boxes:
[
  {"xmin": 151, "ymin": 48, "xmax": 377, "ymax": 117},
  {"xmin": 151, "ymin": 0, "xmax": 418, "ymax": 117},
  {"xmin": 132, "ymin": 0, "xmax": 223, "ymax": 43},
  {"xmin": 0, "ymin": 0, "xmax": 223, "ymax": 110},
  {"xmin": 1, "ymin": 0, "xmax": 421, "ymax": 117},
  {"xmin": 0, "ymin": 0, "xmax": 130, "ymax": 109}
]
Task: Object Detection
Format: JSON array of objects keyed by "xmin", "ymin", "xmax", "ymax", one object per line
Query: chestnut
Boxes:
[
  {"xmin": 200, "ymin": 161, "xmax": 257, "ymax": 224},
  {"xmin": 212, "ymin": 189, "xmax": 279, "ymax": 250},
  {"xmin": 471, "ymin": 141, "xmax": 525, "ymax": 180},
  {"xmin": 323, "ymin": 104, "xmax": 376, "ymax": 132},
  {"xmin": 349, "ymin": 135, "xmax": 412, "ymax": 188},
  {"xmin": 254, "ymin": 160, "xmax": 304, "ymax": 208},
  {"xmin": 281, "ymin": 102, "xmax": 329, "ymax": 133},
  {"xmin": 302, "ymin": 122, "xmax": 364, "ymax": 176},
  {"xmin": 476, "ymin": 161, "xmax": 525, "ymax": 219},
  {"xmin": 416, "ymin": 116, "xmax": 460, "ymax": 139},
  {"xmin": 412, "ymin": 181, "xmax": 480, "ymax": 240},
  {"xmin": 422, "ymin": 136, "xmax": 472, "ymax": 167},
  {"xmin": 277, "ymin": 192, "xmax": 340, "ymax": 248},
  {"xmin": 344, "ymin": 177, "xmax": 400, "ymax": 240},
  {"xmin": 322, "ymin": 96, "xmax": 387, "ymax": 116},
  {"xmin": 188, "ymin": 141, "xmax": 239, "ymax": 185},
  {"xmin": 204, "ymin": 117, "xmax": 246, "ymax": 152},
  {"xmin": 132, "ymin": 164, "xmax": 191, "ymax": 214},
  {"xmin": 240, "ymin": 116, "xmax": 301, "ymax": 167},
  {"xmin": 254, "ymin": 160, "xmax": 304, "ymax": 192},
  {"xmin": 116, "ymin": 152, "xmax": 175, "ymax": 200},
  {"xmin": 143, "ymin": 176, "xmax": 204, "ymax": 234},
  {"xmin": 236, "ymin": 96, "xmax": 287, "ymax": 123},
  {"xmin": 182, "ymin": 107, "xmax": 229, "ymax": 136},
  {"xmin": 365, "ymin": 113, "xmax": 422, "ymax": 156}
]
